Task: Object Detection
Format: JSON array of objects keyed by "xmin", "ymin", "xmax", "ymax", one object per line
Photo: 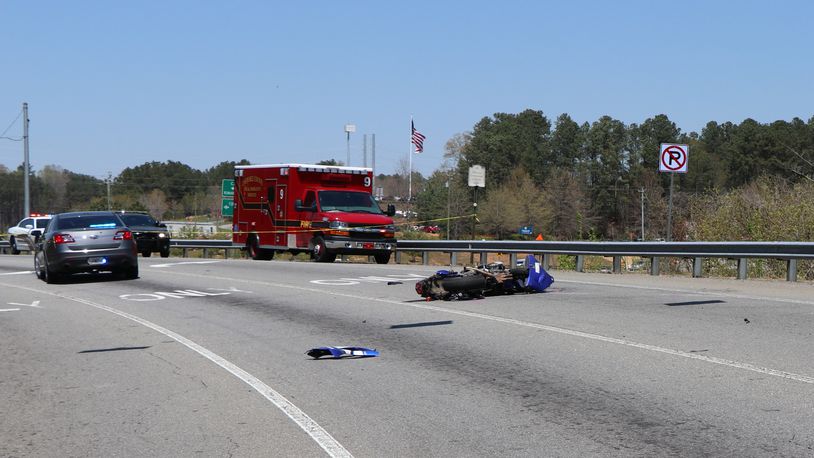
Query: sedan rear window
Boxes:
[{"xmin": 56, "ymin": 215, "xmax": 124, "ymax": 230}]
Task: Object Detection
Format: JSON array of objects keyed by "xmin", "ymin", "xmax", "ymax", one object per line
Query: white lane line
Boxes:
[
  {"xmin": 557, "ymin": 279, "xmax": 814, "ymax": 306},
  {"xmin": 150, "ymin": 261, "xmax": 221, "ymax": 268},
  {"xmin": 8, "ymin": 300, "xmax": 41, "ymax": 308},
  {"xmin": 0, "ymin": 308, "xmax": 21, "ymax": 312},
  {"xmin": 0, "ymin": 283, "xmax": 352, "ymax": 458},
  {"xmin": 0, "ymin": 271, "xmax": 35, "ymax": 276},
  {"xmin": 159, "ymin": 270, "xmax": 814, "ymax": 385}
]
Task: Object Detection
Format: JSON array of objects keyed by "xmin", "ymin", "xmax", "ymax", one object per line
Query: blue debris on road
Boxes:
[{"xmin": 306, "ymin": 346, "xmax": 380, "ymax": 359}]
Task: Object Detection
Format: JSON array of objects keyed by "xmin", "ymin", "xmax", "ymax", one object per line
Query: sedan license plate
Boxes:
[{"xmin": 87, "ymin": 257, "xmax": 108, "ymax": 266}]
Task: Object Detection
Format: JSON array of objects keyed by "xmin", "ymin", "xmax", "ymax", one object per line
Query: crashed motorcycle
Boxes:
[{"xmin": 415, "ymin": 254, "xmax": 554, "ymax": 301}]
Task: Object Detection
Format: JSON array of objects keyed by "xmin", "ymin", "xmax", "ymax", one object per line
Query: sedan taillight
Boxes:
[
  {"xmin": 54, "ymin": 233, "xmax": 75, "ymax": 244},
  {"xmin": 114, "ymin": 230, "xmax": 133, "ymax": 241}
]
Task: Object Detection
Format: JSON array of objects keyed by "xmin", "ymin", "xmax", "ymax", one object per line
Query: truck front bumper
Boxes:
[{"xmin": 324, "ymin": 238, "xmax": 396, "ymax": 254}]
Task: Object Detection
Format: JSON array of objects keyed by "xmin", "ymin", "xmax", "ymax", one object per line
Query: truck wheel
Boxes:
[
  {"xmin": 10, "ymin": 236, "xmax": 20, "ymax": 255},
  {"xmin": 312, "ymin": 237, "xmax": 336, "ymax": 263},
  {"xmin": 248, "ymin": 236, "xmax": 274, "ymax": 261},
  {"xmin": 159, "ymin": 245, "xmax": 170, "ymax": 258},
  {"xmin": 142, "ymin": 250, "xmax": 152, "ymax": 257},
  {"xmin": 374, "ymin": 252, "xmax": 391, "ymax": 264}
]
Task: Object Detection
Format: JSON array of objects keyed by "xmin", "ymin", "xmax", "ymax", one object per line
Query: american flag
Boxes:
[{"xmin": 411, "ymin": 120, "xmax": 426, "ymax": 153}]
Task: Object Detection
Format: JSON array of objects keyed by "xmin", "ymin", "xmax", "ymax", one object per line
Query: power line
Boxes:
[{"xmin": 0, "ymin": 109, "xmax": 23, "ymax": 139}]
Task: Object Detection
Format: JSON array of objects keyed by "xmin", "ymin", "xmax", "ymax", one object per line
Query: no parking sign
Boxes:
[{"xmin": 659, "ymin": 143, "xmax": 689, "ymax": 173}]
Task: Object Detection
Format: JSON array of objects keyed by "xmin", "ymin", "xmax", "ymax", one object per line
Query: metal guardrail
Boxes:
[
  {"xmin": 5, "ymin": 239, "xmax": 812, "ymax": 282},
  {"xmin": 395, "ymin": 240, "xmax": 814, "ymax": 282}
]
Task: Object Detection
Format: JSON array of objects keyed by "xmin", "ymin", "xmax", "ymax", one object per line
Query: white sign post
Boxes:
[
  {"xmin": 467, "ymin": 165, "xmax": 485, "ymax": 253},
  {"xmin": 659, "ymin": 143, "xmax": 689, "ymax": 241}
]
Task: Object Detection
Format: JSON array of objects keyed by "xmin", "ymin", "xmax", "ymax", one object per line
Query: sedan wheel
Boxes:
[
  {"xmin": 34, "ymin": 256, "xmax": 44, "ymax": 280},
  {"xmin": 10, "ymin": 237, "xmax": 20, "ymax": 255},
  {"xmin": 44, "ymin": 260, "xmax": 61, "ymax": 284}
]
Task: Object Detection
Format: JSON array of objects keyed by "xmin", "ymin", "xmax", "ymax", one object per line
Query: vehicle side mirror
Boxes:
[
  {"xmin": 295, "ymin": 199, "xmax": 316, "ymax": 212},
  {"xmin": 30, "ymin": 229, "xmax": 42, "ymax": 244},
  {"xmin": 157, "ymin": 223, "xmax": 166, "ymax": 228},
  {"xmin": 386, "ymin": 204, "xmax": 396, "ymax": 217}
]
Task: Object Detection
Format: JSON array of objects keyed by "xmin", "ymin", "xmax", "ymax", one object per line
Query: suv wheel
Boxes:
[{"xmin": 10, "ymin": 236, "xmax": 20, "ymax": 255}]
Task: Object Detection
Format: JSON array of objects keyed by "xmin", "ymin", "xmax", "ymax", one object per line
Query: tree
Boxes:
[
  {"xmin": 456, "ymin": 109, "xmax": 552, "ymax": 191},
  {"xmin": 585, "ymin": 116, "xmax": 629, "ymax": 236},
  {"xmin": 550, "ymin": 113, "xmax": 584, "ymax": 169},
  {"xmin": 204, "ymin": 159, "xmax": 251, "ymax": 185},
  {"xmin": 542, "ymin": 167, "xmax": 592, "ymax": 239},
  {"xmin": 478, "ymin": 168, "xmax": 549, "ymax": 239},
  {"xmin": 442, "ymin": 132, "xmax": 471, "ymax": 171},
  {"xmin": 139, "ymin": 189, "xmax": 170, "ymax": 219},
  {"xmin": 39, "ymin": 165, "xmax": 70, "ymax": 212}
]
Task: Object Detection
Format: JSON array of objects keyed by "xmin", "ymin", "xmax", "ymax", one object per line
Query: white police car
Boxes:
[{"xmin": 7, "ymin": 214, "xmax": 52, "ymax": 254}]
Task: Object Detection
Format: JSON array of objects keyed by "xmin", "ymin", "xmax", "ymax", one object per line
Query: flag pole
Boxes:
[{"xmin": 408, "ymin": 115, "xmax": 413, "ymax": 203}]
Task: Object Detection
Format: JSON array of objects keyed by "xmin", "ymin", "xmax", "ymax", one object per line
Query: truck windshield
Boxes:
[{"xmin": 318, "ymin": 191, "xmax": 383, "ymax": 214}]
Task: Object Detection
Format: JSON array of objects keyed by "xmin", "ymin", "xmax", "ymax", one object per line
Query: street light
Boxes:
[{"xmin": 344, "ymin": 124, "xmax": 356, "ymax": 166}]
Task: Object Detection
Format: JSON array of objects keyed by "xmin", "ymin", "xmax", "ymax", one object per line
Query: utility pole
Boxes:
[
  {"xmin": 363, "ymin": 134, "xmax": 367, "ymax": 168},
  {"xmin": 371, "ymin": 134, "xmax": 376, "ymax": 189},
  {"xmin": 23, "ymin": 102, "xmax": 30, "ymax": 217},
  {"xmin": 640, "ymin": 187, "xmax": 645, "ymax": 241},
  {"xmin": 106, "ymin": 172, "xmax": 112, "ymax": 210},
  {"xmin": 446, "ymin": 177, "xmax": 451, "ymax": 240}
]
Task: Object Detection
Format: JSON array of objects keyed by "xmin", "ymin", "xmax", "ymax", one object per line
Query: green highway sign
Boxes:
[
  {"xmin": 222, "ymin": 198, "xmax": 234, "ymax": 217},
  {"xmin": 222, "ymin": 179, "xmax": 235, "ymax": 197}
]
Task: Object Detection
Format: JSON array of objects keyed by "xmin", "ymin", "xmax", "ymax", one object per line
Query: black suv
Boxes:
[{"xmin": 118, "ymin": 211, "xmax": 171, "ymax": 257}]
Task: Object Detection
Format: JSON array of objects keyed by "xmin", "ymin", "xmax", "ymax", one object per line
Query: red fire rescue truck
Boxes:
[{"xmin": 232, "ymin": 164, "xmax": 397, "ymax": 263}]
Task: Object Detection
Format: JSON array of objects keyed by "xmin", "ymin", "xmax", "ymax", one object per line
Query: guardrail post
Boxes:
[
  {"xmin": 612, "ymin": 256, "xmax": 621, "ymax": 274},
  {"xmin": 737, "ymin": 258, "xmax": 748, "ymax": 280},
  {"xmin": 509, "ymin": 253, "xmax": 517, "ymax": 267},
  {"xmin": 203, "ymin": 248, "xmax": 209, "ymax": 259},
  {"xmin": 693, "ymin": 257, "xmax": 703, "ymax": 278},
  {"xmin": 422, "ymin": 252, "xmax": 429, "ymax": 265},
  {"xmin": 395, "ymin": 250, "xmax": 402, "ymax": 264},
  {"xmin": 479, "ymin": 251, "xmax": 488, "ymax": 265},
  {"xmin": 450, "ymin": 252, "xmax": 458, "ymax": 266},
  {"xmin": 650, "ymin": 257, "xmax": 659, "ymax": 276},
  {"xmin": 542, "ymin": 253, "xmax": 551, "ymax": 270},
  {"xmin": 183, "ymin": 248, "xmax": 189, "ymax": 258},
  {"xmin": 576, "ymin": 255, "xmax": 584, "ymax": 272},
  {"xmin": 787, "ymin": 259, "xmax": 798, "ymax": 282}
]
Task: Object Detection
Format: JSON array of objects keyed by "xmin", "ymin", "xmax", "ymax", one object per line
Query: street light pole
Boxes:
[{"xmin": 344, "ymin": 124, "xmax": 356, "ymax": 166}]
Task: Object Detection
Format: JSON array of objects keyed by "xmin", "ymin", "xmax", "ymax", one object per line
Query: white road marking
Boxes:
[
  {"xmin": 0, "ymin": 308, "xmax": 21, "ymax": 312},
  {"xmin": 1, "ymin": 282, "xmax": 352, "ymax": 458},
  {"xmin": 557, "ymin": 279, "xmax": 814, "ymax": 306},
  {"xmin": 119, "ymin": 288, "xmax": 251, "ymax": 301},
  {"xmin": 310, "ymin": 274, "xmax": 425, "ymax": 286},
  {"xmin": 161, "ymin": 270, "xmax": 814, "ymax": 385},
  {"xmin": 0, "ymin": 271, "xmax": 35, "ymax": 276},
  {"xmin": 150, "ymin": 261, "xmax": 221, "ymax": 268},
  {"xmin": 8, "ymin": 300, "xmax": 41, "ymax": 308}
]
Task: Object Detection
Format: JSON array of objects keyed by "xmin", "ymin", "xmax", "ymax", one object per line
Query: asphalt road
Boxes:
[{"xmin": 1, "ymin": 254, "xmax": 813, "ymax": 457}]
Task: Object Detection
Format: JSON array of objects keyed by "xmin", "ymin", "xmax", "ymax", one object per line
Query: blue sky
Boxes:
[{"xmin": 1, "ymin": 1, "xmax": 812, "ymax": 180}]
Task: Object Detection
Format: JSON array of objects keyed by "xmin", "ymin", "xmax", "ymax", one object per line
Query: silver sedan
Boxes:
[{"xmin": 34, "ymin": 211, "xmax": 139, "ymax": 283}]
